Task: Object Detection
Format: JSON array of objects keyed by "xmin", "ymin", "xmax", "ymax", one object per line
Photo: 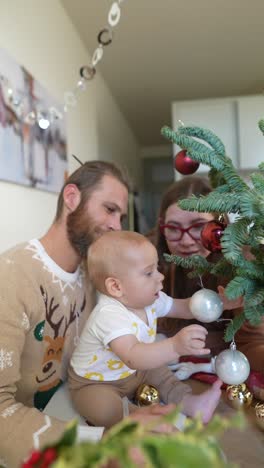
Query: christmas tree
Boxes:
[{"xmin": 161, "ymin": 120, "xmax": 264, "ymax": 342}]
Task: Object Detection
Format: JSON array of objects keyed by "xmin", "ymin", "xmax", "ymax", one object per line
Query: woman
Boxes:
[{"xmin": 153, "ymin": 175, "xmax": 233, "ymax": 356}]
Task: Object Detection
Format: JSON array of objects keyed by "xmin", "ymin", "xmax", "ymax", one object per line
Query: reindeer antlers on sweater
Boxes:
[{"xmin": 40, "ymin": 286, "xmax": 86, "ymax": 338}]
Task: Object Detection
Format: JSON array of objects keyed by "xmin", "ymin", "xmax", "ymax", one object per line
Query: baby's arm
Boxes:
[
  {"xmin": 166, "ymin": 297, "xmax": 193, "ymax": 319},
  {"xmin": 167, "ymin": 286, "xmax": 243, "ymax": 320},
  {"xmin": 110, "ymin": 325, "xmax": 210, "ymax": 370}
]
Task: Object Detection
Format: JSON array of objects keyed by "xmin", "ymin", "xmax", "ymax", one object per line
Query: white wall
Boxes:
[{"xmin": 0, "ymin": 0, "xmax": 140, "ymax": 252}]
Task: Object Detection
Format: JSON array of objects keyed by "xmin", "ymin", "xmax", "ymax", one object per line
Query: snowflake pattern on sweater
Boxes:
[{"xmin": 0, "ymin": 239, "xmax": 96, "ymax": 467}]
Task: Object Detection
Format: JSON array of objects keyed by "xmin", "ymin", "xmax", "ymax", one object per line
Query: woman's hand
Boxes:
[{"xmin": 217, "ymin": 285, "xmax": 244, "ymax": 310}]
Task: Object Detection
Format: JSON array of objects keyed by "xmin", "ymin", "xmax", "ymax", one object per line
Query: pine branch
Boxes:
[
  {"xmin": 258, "ymin": 161, "xmax": 264, "ymax": 172},
  {"xmin": 178, "ymin": 192, "xmax": 241, "ymax": 214},
  {"xmin": 224, "ymin": 276, "xmax": 255, "ymax": 299},
  {"xmin": 220, "ymin": 220, "xmax": 250, "ymax": 263},
  {"xmin": 161, "ymin": 125, "xmax": 248, "ymax": 191},
  {"xmin": 250, "ymin": 172, "xmax": 264, "ymax": 194},
  {"xmin": 177, "ymin": 126, "xmax": 226, "ymax": 156},
  {"xmin": 163, "ymin": 253, "xmax": 212, "ymax": 275},
  {"xmin": 210, "ymin": 258, "xmax": 234, "ymax": 278},
  {"xmin": 243, "ymin": 305, "xmax": 263, "ymax": 325},
  {"xmin": 208, "ymin": 168, "xmax": 227, "ymax": 189},
  {"xmin": 213, "ymin": 184, "xmax": 232, "ymax": 194},
  {"xmin": 161, "ymin": 126, "xmax": 226, "ymax": 170},
  {"xmin": 218, "ymin": 162, "xmax": 248, "ymax": 192},
  {"xmin": 224, "ymin": 312, "xmax": 246, "ymax": 341},
  {"xmin": 258, "ymin": 119, "xmax": 264, "ymax": 135},
  {"xmin": 236, "ymin": 262, "xmax": 264, "ymax": 281},
  {"xmin": 239, "ymin": 191, "xmax": 264, "ymax": 218},
  {"xmin": 244, "ymin": 288, "xmax": 264, "ymax": 307}
]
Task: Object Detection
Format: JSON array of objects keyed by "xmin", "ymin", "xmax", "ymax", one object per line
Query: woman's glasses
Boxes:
[{"xmin": 159, "ymin": 222, "xmax": 207, "ymax": 241}]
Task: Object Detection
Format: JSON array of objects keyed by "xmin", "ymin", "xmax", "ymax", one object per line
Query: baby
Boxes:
[{"xmin": 68, "ymin": 231, "xmax": 223, "ymax": 429}]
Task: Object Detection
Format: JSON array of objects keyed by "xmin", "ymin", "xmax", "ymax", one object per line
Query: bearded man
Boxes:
[{"xmin": 0, "ymin": 161, "xmax": 174, "ymax": 468}]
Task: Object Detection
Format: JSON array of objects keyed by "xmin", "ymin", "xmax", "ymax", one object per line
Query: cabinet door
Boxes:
[
  {"xmin": 171, "ymin": 99, "xmax": 239, "ymax": 177},
  {"xmin": 238, "ymin": 96, "xmax": 264, "ymax": 169}
]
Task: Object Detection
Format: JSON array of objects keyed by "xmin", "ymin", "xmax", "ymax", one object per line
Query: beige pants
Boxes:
[{"xmin": 68, "ymin": 365, "xmax": 191, "ymax": 428}]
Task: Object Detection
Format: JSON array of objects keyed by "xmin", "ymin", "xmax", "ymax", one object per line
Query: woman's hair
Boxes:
[
  {"xmin": 55, "ymin": 160, "xmax": 130, "ymax": 221},
  {"xmin": 154, "ymin": 176, "xmax": 213, "ymax": 264}
]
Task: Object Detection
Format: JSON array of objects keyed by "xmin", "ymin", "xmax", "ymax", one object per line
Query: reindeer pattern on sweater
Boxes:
[{"xmin": 0, "ymin": 239, "xmax": 96, "ymax": 467}]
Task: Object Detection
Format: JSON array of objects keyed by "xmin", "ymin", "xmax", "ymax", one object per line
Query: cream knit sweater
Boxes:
[{"xmin": 0, "ymin": 239, "xmax": 96, "ymax": 467}]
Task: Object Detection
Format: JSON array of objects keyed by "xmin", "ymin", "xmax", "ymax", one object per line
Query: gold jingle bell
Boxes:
[
  {"xmin": 135, "ymin": 384, "xmax": 160, "ymax": 406},
  {"xmin": 226, "ymin": 383, "xmax": 253, "ymax": 409},
  {"xmin": 255, "ymin": 402, "xmax": 264, "ymax": 431}
]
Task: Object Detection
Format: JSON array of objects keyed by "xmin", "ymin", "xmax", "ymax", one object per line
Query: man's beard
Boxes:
[{"xmin": 66, "ymin": 204, "xmax": 104, "ymax": 258}]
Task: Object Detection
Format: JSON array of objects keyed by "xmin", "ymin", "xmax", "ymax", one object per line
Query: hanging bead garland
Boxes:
[{"xmin": 0, "ymin": 0, "xmax": 126, "ymax": 129}]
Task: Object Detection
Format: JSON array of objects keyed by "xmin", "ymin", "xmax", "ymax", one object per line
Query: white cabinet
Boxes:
[
  {"xmin": 237, "ymin": 96, "xmax": 264, "ymax": 169},
  {"xmin": 171, "ymin": 94, "xmax": 264, "ymax": 175}
]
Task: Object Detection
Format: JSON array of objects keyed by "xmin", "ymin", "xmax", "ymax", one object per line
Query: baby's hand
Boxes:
[
  {"xmin": 172, "ymin": 324, "xmax": 210, "ymax": 357},
  {"xmin": 217, "ymin": 285, "xmax": 244, "ymax": 310}
]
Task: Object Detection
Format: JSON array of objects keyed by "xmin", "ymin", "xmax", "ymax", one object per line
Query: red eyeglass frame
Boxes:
[{"xmin": 159, "ymin": 221, "xmax": 207, "ymax": 241}]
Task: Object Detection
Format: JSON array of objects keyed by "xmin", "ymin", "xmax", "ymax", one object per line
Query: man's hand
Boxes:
[
  {"xmin": 102, "ymin": 405, "xmax": 178, "ymax": 468},
  {"xmin": 171, "ymin": 324, "xmax": 210, "ymax": 357},
  {"xmin": 129, "ymin": 403, "xmax": 177, "ymax": 433}
]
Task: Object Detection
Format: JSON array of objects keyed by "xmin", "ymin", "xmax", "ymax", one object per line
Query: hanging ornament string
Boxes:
[
  {"xmin": 64, "ymin": 0, "xmax": 125, "ymax": 114},
  {"xmin": 0, "ymin": 0, "xmax": 126, "ymax": 130}
]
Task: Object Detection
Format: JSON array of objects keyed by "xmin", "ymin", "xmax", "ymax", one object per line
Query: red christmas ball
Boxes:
[
  {"xmin": 174, "ymin": 149, "xmax": 200, "ymax": 175},
  {"xmin": 201, "ymin": 220, "xmax": 226, "ymax": 252}
]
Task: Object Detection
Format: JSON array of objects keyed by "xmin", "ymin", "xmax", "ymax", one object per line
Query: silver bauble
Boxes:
[
  {"xmin": 215, "ymin": 348, "xmax": 250, "ymax": 385},
  {"xmin": 189, "ymin": 288, "xmax": 223, "ymax": 323}
]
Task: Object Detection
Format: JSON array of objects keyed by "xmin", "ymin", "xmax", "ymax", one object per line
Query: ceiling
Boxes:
[{"xmin": 61, "ymin": 0, "xmax": 264, "ymax": 146}]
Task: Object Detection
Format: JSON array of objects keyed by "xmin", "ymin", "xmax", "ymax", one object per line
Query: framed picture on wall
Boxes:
[{"xmin": 0, "ymin": 47, "xmax": 68, "ymax": 193}]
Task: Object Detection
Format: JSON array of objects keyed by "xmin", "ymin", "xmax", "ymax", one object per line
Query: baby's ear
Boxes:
[{"xmin": 105, "ymin": 277, "xmax": 123, "ymax": 298}]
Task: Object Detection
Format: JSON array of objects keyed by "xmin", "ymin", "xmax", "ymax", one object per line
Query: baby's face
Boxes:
[{"xmin": 119, "ymin": 241, "xmax": 164, "ymax": 309}]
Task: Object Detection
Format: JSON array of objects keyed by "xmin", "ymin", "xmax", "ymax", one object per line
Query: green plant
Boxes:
[{"xmin": 22, "ymin": 409, "xmax": 245, "ymax": 467}]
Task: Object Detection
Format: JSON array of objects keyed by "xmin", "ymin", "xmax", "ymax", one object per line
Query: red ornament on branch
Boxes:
[
  {"xmin": 201, "ymin": 220, "xmax": 226, "ymax": 252},
  {"xmin": 174, "ymin": 149, "xmax": 200, "ymax": 175}
]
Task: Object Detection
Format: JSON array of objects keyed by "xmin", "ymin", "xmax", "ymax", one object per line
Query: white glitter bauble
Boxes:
[
  {"xmin": 189, "ymin": 288, "xmax": 223, "ymax": 323},
  {"xmin": 215, "ymin": 348, "xmax": 250, "ymax": 385}
]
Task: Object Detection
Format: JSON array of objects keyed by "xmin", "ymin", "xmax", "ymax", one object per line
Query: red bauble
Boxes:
[
  {"xmin": 174, "ymin": 149, "xmax": 200, "ymax": 175},
  {"xmin": 201, "ymin": 220, "xmax": 226, "ymax": 252}
]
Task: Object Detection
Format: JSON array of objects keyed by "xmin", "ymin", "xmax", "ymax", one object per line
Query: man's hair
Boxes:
[
  {"xmin": 88, "ymin": 231, "xmax": 149, "ymax": 293},
  {"xmin": 55, "ymin": 160, "xmax": 130, "ymax": 221}
]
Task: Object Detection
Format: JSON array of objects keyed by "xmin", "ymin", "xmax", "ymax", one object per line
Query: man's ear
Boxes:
[
  {"xmin": 63, "ymin": 184, "xmax": 81, "ymax": 213},
  {"xmin": 105, "ymin": 277, "xmax": 123, "ymax": 298}
]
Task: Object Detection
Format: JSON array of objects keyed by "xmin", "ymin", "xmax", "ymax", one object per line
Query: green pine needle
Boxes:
[{"xmin": 224, "ymin": 312, "xmax": 246, "ymax": 341}]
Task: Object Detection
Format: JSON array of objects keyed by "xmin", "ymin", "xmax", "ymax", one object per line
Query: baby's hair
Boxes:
[{"xmin": 88, "ymin": 231, "xmax": 150, "ymax": 293}]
